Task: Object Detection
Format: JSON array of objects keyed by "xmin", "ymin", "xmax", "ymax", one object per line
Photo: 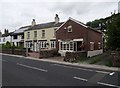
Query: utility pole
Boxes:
[
  {"xmin": 38, "ymin": 42, "xmax": 41, "ymax": 58},
  {"xmin": 26, "ymin": 43, "xmax": 28, "ymax": 57}
]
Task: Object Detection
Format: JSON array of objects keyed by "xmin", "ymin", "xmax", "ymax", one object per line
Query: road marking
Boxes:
[
  {"xmin": 17, "ymin": 63, "xmax": 48, "ymax": 72},
  {"xmin": 73, "ymin": 76, "xmax": 88, "ymax": 82},
  {"xmin": 95, "ymin": 70, "xmax": 110, "ymax": 74},
  {"xmin": 97, "ymin": 82, "xmax": 119, "ymax": 88},
  {"xmin": 0, "ymin": 59, "xmax": 8, "ymax": 62},
  {"xmin": 109, "ymin": 72, "xmax": 115, "ymax": 76},
  {"xmin": 52, "ymin": 64, "xmax": 111, "ymax": 74}
]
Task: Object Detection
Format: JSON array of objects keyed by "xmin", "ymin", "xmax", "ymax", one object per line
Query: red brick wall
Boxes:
[
  {"xmin": 87, "ymin": 28, "xmax": 102, "ymax": 50},
  {"xmin": 56, "ymin": 19, "xmax": 102, "ymax": 51}
]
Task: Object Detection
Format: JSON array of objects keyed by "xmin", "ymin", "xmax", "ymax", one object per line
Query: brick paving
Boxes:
[
  {"xmin": 28, "ymin": 52, "xmax": 40, "ymax": 58},
  {"xmin": 28, "ymin": 52, "xmax": 64, "ymax": 61}
]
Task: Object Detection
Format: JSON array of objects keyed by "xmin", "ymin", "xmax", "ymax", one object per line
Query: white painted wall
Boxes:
[
  {"xmin": 58, "ymin": 50, "xmax": 73, "ymax": 56},
  {"xmin": 11, "ymin": 35, "xmax": 23, "ymax": 46},
  {"xmin": 87, "ymin": 49, "xmax": 103, "ymax": 57},
  {"xmin": 0, "ymin": 36, "xmax": 11, "ymax": 45},
  {"xmin": 118, "ymin": 1, "xmax": 120, "ymax": 13}
]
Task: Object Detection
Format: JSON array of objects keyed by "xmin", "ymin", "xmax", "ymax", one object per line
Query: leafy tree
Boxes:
[
  {"xmin": 106, "ymin": 14, "xmax": 120, "ymax": 50},
  {"xmin": 5, "ymin": 41, "xmax": 12, "ymax": 49}
]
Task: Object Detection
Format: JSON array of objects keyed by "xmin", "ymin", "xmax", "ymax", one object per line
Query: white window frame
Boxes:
[
  {"xmin": 27, "ymin": 32, "xmax": 30, "ymax": 39},
  {"xmin": 90, "ymin": 42, "xmax": 94, "ymax": 51},
  {"xmin": 98, "ymin": 42, "xmax": 101, "ymax": 49},
  {"xmin": 51, "ymin": 41, "xmax": 56, "ymax": 48},
  {"xmin": 60, "ymin": 41, "xmax": 73, "ymax": 51},
  {"xmin": 42, "ymin": 30, "xmax": 45, "ymax": 38},
  {"xmin": 67, "ymin": 25, "xmax": 72, "ymax": 32},
  {"xmin": 3, "ymin": 38, "xmax": 5, "ymax": 42},
  {"xmin": 40, "ymin": 41, "xmax": 47, "ymax": 48},
  {"xmin": 34, "ymin": 31, "xmax": 37, "ymax": 38}
]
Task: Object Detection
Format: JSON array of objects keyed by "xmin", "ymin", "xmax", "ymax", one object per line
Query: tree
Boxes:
[
  {"xmin": 5, "ymin": 41, "xmax": 12, "ymax": 49},
  {"xmin": 106, "ymin": 14, "xmax": 120, "ymax": 50}
]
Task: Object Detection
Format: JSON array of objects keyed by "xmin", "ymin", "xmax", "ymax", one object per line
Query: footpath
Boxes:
[{"xmin": 1, "ymin": 53, "xmax": 119, "ymax": 72}]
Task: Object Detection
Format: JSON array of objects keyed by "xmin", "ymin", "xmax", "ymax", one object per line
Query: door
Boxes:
[{"xmin": 77, "ymin": 41, "xmax": 82, "ymax": 51}]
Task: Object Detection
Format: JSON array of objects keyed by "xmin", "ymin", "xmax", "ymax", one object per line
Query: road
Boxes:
[{"xmin": 1, "ymin": 54, "xmax": 120, "ymax": 87}]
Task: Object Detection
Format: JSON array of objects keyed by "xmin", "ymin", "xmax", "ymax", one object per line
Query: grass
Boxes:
[
  {"xmin": 105, "ymin": 60, "xmax": 113, "ymax": 67},
  {"xmin": 89, "ymin": 56, "xmax": 102, "ymax": 64}
]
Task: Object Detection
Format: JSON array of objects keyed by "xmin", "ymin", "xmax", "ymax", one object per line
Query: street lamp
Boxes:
[{"xmin": 26, "ymin": 43, "xmax": 28, "ymax": 57}]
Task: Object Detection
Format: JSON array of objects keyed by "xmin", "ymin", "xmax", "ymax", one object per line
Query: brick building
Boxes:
[{"xmin": 56, "ymin": 17, "xmax": 103, "ymax": 57}]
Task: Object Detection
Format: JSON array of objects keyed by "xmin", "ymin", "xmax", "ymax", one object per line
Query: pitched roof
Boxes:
[
  {"xmin": 2, "ymin": 32, "xmax": 13, "ymax": 37},
  {"xmin": 56, "ymin": 17, "xmax": 101, "ymax": 34},
  {"xmin": 25, "ymin": 22, "xmax": 64, "ymax": 31},
  {"xmin": 11, "ymin": 25, "xmax": 31, "ymax": 35}
]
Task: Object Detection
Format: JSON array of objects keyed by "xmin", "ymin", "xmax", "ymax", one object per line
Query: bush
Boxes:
[
  {"xmin": 112, "ymin": 51, "xmax": 120, "ymax": 67},
  {"xmin": 64, "ymin": 51, "xmax": 87, "ymax": 62},
  {"xmin": 6, "ymin": 41, "xmax": 12, "ymax": 48},
  {"xmin": 105, "ymin": 61, "xmax": 112, "ymax": 67},
  {"xmin": 39, "ymin": 49, "xmax": 60, "ymax": 58},
  {"xmin": 89, "ymin": 57, "xmax": 101, "ymax": 64}
]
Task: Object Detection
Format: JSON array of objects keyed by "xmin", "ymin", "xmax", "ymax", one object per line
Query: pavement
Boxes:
[
  {"xmin": 1, "ymin": 53, "xmax": 119, "ymax": 72},
  {"xmin": 1, "ymin": 53, "xmax": 120, "ymax": 87}
]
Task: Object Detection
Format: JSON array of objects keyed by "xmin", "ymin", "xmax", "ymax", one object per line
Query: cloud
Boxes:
[{"xmin": 0, "ymin": 0, "xmax": 119, "ymax": 33}]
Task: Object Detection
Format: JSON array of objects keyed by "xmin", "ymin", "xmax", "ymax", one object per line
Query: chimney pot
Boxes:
[{"xmin": 55, "ymin": 14, "xmax": 59, "ymax": 24}]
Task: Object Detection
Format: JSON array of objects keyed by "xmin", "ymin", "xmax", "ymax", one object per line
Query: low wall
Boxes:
[
  {"xmin": 87, "ymin": 49, "xmax": 103, "ymax": 57},
  {"xmin": 1, "ymin": 49, "xmax": 26, "ymax": 56},
  {"xmin": 39, "ymin": 49, "xmax": 60, "ymax": 58},
  {"xmin": 64, "ymin": 51, "xmax": 87, "ymax": 62},
  {"xmin": 58, "ymin": 50, "xmax": 73, "ymax": 56},
  {"xmin": 111, "ymin": 51, "xmax": 120, "ymax": 67}
]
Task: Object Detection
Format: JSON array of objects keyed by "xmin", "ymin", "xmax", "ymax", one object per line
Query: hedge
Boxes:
[{"xmin": 64, "ymin": 51, "xmax": 87, "ymax": 62}]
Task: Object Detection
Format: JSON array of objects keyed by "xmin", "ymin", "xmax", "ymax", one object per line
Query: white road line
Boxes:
[
  {"xmin": 0, "ymin": 59, "xmax": 8, "ymax": 62},
  {"xmin": 17, "ymin": 63, "xmax": 48, "ymax": 72},
  {"xmin": 97, "ymin": 82, "xmax": 119, "ymax": 88},
  {"xmin": 95, "ymin": 70, "xmax": 110, "ymax": 74},
  {"xmin": 73, "ymin": 76, "xmax": 88, "ymax": 82},
  {"xmin": 52, "ymin": 64, "xmax": 111, "ymax": 74},
  {"xmin": 109, "ymin": 72, "xmax": 115, "ymax": 76}
]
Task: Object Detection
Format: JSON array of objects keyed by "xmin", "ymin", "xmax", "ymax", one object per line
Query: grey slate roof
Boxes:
[
  {"xmin": 2, "ymin": 32, "xmax": 13, "ymax": 37},
  {"xmin": 11, "ymin": 25, "xmax": 31, "ymax": 35},
  {"xmin": 25, "ymin": 22, "xmax": 64, "ymax": 31}
]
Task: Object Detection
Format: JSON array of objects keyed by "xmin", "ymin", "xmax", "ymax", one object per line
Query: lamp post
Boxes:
[
  {"xmin": 26, "ymin": 43, "xmax": 28, "ymax": 57},
  {"xmin": 38, "ymin": 42, "xmax": 41, "ymax": 58}
]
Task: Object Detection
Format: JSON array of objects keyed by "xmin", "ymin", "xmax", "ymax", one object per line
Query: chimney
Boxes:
[
  {"xmin": 55, "ymin": 14, "xmax": 59, "ymax": 24},
  {"xmin": 32, "ymin": 19, "xmax": 36, "ymax": 26}
]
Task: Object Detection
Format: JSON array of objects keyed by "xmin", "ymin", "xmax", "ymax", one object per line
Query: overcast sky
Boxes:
[{"xmin": 0, "ymin": 0, "xmax": 119, "ymax": 33}]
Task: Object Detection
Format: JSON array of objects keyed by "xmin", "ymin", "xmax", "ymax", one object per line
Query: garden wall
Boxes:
[
  {"xmin": 64, "ymin": 51, "xmax": 87, "ymax": 62},
  {"xmin": 39, "ymin": 49, "xmax": 60, "ymax": 58},
  {"xmin": 1, "ymin": 49, "xmax": 26, "ymax": 56},
  {"xmin": 112, "ymin": 51, "xmax": 120, "ymax": 67}
]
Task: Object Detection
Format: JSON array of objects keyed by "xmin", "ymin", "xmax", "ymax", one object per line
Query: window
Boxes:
[
  {"xmin": 40, "ymin": 41, "xmax": 47, "ymax": 48},
  {"xmin": 67, "ymin": 25, "xmax": 72, "ymax": 32},
  {"xmin": 21, "ymin": 35, "xmax": 24, "ymax": 39},
  {"xmin": 70, "ymin": 42, "xmax": 73, "ymax": 50},
  {"xmin": 51, "ymin": 41, "xmax": 56, "ymax": 48},
  {"xmin": 34, "ymin": 31, "xmax": 37, "ymax": 38},
  {"xmin": 98, "ymin": 42, "xmax": 101, "ymax": 49},
  {"xmin": 42, "ymin": 30, "xmax": 45, "ymax": 38},
  {"xmin": 90, "ymin": 42, "xmax": 94, "ymax": 50},
  {"xmin": 60, "ymin": 41, "xmax": 73, "ymax": 51},
  {"xmin": 13, "ymin": 35, "xmax": 17, "ymax": 39},
  {"xmin": 27, "ymin": 32, "xmax": 30, "ymax": 39},
  {"xmin": 3, "ymin": 38, "xmax": 5, "ymax": 42}
]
